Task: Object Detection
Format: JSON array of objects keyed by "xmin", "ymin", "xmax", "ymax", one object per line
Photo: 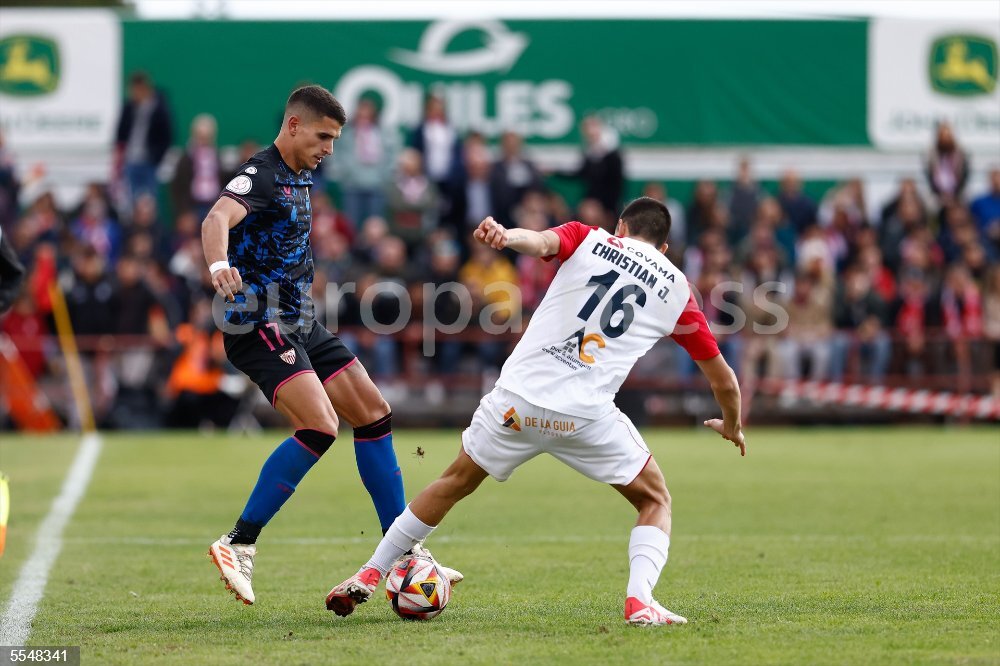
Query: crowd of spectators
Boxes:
[{"xmin": 0, "ymin": 75, "xmax": 998, "ymax": 429}]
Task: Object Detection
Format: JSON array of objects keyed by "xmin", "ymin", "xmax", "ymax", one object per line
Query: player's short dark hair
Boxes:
[
  {"xmin": 620, "ymin": 196, "xmax": 671, "ymax": 246},
  {"xmin": 285, "ymin": 85, "xmax": 347, "ymax": 125}
]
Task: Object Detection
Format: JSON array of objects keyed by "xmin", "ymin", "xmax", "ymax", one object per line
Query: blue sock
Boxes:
[
  {"xmin": 353, "ymin": 413, "xmax": 406, "ymax": 534},
  {"xmin": 235, "ymin": 429, "xmax": 335, "ymax": 539}
]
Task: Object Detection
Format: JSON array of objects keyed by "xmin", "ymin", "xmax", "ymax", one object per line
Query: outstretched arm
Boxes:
[
  {"xmin": 474, "ymin": 216, "xmax": 562, "ymax": 258},
  {"xmin": 695, "ymin": 354, "xmax": 746, "ymax": 456}
]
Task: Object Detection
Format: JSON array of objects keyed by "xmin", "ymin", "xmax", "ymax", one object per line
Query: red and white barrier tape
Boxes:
[{"xmin": 758, "ymin": 379, "xmax": 1000, "ymax": 421}]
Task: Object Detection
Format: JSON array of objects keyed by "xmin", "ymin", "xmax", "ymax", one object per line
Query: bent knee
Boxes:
[
  {"xmin": 366, "ymin": 397, "xmax": 391, "ymax": 423},
  {"xmin": 304, "ymin": 411, "xmax": 339, "ymax": 439},
  {"xmin": 349, "ymin": 397, "xmax": 390, "ymax": 428}
]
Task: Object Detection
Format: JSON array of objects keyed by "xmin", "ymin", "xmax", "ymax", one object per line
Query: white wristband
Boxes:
[{"xmin": 209, "ymin": 261, "xmax": 230, "ymax": 275}]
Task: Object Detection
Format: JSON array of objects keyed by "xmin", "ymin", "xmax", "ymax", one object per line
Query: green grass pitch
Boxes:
[{"xmin": 1, "ymin": 427, "xmax": 998, "ymax": 665}]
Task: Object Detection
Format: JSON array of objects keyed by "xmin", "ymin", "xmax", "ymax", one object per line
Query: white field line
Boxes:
[
  {"xmin": 62, "ymin": 533, "xmax": 999, "ymax": 547},
  {"xmin": 0, "ymin": 433, "xmax": 102, "ymax": 646}
]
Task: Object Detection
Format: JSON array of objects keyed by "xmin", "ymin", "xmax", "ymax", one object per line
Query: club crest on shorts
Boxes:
[
  {"xmin": 279, "ymin": 349, "xmax": 297, "ymax": 365},
  {"xmin": 502, "ymin": 407, "xmax": 521, "ymax": 431}
]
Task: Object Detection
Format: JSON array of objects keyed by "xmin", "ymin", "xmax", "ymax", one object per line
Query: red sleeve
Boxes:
[
  {"xmin": 670, "ymin": 290, "xmax": 721, "ymax": 361},
  {"xmin": 542, "ymin": 221, "xmax": 595, "ymax": 263}
]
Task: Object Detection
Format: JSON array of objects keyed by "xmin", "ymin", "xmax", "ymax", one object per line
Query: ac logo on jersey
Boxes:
[
  {"xmin": 577, "ymin": 331, "xmax": 606, "ymax": 364},
  {"xmin": 541, "ymin": 328, "xmax": 606, "ymax": 370},
  {"xmin": 607, "ymin": 237, "xmax": 624, "ymax": 249},
  {"xmin": 502, "ymin": 407, "xmax": 522, "ymax": 431},
  {"xmin": 565, "ymin": 328, "xmax": 606, "ymax": 364},
  {"xmin": 279, "ymin": 349, "xmax": 297, "ymax": 365}
]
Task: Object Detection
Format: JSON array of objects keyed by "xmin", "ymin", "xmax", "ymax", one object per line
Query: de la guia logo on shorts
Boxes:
[
  {"xmin": 929, "ymin": 34, "xmax": 998, "ymax": 96},
  {"xmin": 503, "ymin": 407, "xmax": 577, "ymax": 434},
  {"xmin": 0, "ymin": 35, "xmax": 60, "ymax": 96},
  {"xmin": 502, "ymin": 407, "xmax": 522, "ymax": 431}
]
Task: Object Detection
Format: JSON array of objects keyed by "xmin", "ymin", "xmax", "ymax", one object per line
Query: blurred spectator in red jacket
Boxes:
[
  {"xmin": 1, "ymin": 292, "xmax": 47, "ymax": 376},
  {"xmin": 892, "ymin": 270, "xmax": 941, "ymax": 378}
]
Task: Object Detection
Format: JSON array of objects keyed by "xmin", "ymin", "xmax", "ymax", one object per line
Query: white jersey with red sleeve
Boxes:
[{"xmin": 496, "ymin": 221, "xmax": 720, "ymax": 418}]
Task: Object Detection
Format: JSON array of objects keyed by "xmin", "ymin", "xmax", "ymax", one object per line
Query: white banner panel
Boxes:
[
  {"xmin": 869, "ymin": 18, "xmax": 1000, "ymax": 151},
  {"xmin": 0, "ymin": 9, "xmax": 120, "ymax": 150}
]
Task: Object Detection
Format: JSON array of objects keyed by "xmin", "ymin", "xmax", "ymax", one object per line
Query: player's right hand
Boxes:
[
  {"xmin": 474, "ymin": 216, "xmax": 507, "ymax": 250},
  {"xmin": 703, "ymin": 418, "xmax": 746, "ymax": 457},
  {"xmin": 212, "ymin": 266, "xmax": 243, "ymax": 302}
]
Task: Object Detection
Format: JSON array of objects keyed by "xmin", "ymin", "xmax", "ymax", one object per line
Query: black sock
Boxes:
[{"xmin": 228, "ymin": 517, "xmax": 263, "ymax": 545}]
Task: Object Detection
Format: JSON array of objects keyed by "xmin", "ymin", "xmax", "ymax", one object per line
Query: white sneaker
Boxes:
[
  {"xmin": 408, "ymin": 542, "xmax": 464, "ymax": 586},
  {"xmin": 625, "ymin": 596, "xmax": 687, "ymax": 625},
  {"xmin": 325, "ymin": 566, "xmax": 382, "ymax": 617},
  {"xmin": 208, "ymin": 536, "xmax": 256, "ymax": 605}
]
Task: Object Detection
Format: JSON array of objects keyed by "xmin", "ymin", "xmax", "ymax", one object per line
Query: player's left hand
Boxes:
[
  {"xmin": 703, "ymin": 418, "xmax": 746, "ymax": 457},
  {"xmin": 211, "ymin": 266, "xmax": 243, "ymax": 302},
  {"xmin": 474, "ymin": 216, "xmax": 507, "ymax": 250}
]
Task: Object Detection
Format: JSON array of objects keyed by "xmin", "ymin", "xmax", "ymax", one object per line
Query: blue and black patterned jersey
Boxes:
[{"xmin": 219, "ymin": 144, "xmax": 314, "ymax": 328}]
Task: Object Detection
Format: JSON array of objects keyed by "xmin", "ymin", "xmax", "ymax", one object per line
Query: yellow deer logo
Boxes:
[
  {"xmin": 0, "ymin": 37, "xmax": 59, "ymax": 95},
  {"xmin": 930, "ymin": 35, "xmax": 997, "ymax": 96},
  {"xmin": 936, "ymin": 40, "xmax": 993, "ymax": 89}
]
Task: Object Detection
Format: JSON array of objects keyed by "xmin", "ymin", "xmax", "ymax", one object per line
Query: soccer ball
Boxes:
[{"xmin": 385, "ymin": 554, "xmax": 451, "ymax": 620}]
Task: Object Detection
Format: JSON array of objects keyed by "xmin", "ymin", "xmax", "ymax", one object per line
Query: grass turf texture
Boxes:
[{"xmin": 0, "ymin": 427, "xmax": 997, "ymax": 665}]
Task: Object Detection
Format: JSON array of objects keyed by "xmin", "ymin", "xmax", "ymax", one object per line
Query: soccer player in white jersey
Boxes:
[{"xmin": 326, "ymin": 197, "xmax": 746, "ymax": 625}]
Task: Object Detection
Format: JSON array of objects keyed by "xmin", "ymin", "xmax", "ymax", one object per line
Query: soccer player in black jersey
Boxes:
[{"xmin": 203, "ymin": 86, "xmax": 459, "ymax": 607}]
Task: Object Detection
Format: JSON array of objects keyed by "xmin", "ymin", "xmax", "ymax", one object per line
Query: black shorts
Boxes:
[{"xmin": 224, "ymin": 322, "xmax": 357, "ymax": 406}]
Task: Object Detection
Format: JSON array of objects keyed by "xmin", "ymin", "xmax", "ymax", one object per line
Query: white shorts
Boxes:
[{"xmin": 461, "ymin": 386, "xmax": 652, "ymax": 485}]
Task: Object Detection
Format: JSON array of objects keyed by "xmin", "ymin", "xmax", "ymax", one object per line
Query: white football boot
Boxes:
[
  {"xmin": 208, "ymin": 536, "xmax": 256, "ymax": 605},
  {"xmin": 325, "ymin": 566, "xmax": 382, "ymax": 617},
  {"xmin": 410, "ymin": 542, "xmax": 464, "ymax": 586},
  {"xmin": 625, "ymin": 597, "xmax": 688, "ymax": 626}
]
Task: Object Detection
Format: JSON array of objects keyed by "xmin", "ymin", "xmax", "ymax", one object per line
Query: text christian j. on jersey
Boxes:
[{"xmin": 497, "ymin": 222, "xmax": 721, "ymax": 419}]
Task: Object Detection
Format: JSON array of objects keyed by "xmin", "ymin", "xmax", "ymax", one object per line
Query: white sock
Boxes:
[
  {"xmin": 626, "ymin": 526, "xmax": 670, "ymax": 604},
  {"xmin": 365, "ymin": 505, "xmax": 436, "ymax": 574}
]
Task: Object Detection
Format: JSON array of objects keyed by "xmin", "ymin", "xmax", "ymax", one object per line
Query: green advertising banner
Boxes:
[{"xmin": 125, "ymin": 19, "xmax": 869, "ymax": 148}]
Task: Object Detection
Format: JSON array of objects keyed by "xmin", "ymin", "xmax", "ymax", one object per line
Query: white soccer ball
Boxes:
[{"xmin": 385, "ymin": 554, "xmax": 451, "ymax": 620}]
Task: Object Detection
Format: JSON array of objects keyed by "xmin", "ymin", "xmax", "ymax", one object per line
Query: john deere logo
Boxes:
[
  {"xmin": 929, "ymin": 35, "xmax": 997, "ymax": 96},
  {"xmin": 0, "ymin": 35, "xmax": 60, "ymax": 96}
]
